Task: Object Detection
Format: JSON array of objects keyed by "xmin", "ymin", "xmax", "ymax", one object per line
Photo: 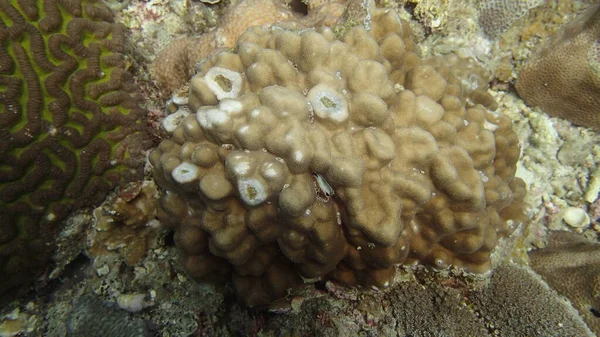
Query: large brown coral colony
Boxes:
[
  {"xmin": 0, "ymin": 0, "xmax": 150, "ymax": 297},
  {"xmin": 150, "ymin": 4, "xmax": 529, "ymax": 307},
  {"xmin": 516, "ymin": 4, "xmax": 600, "ymax": 129}
]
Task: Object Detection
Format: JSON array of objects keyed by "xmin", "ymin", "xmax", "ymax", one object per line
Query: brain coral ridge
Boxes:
[
  {"xmin": 0, "ymin": 0, "xmax": 151, "ymax": 298},
  {"xmin": 150, "ymin": 4, "xmax": 529, "ymax": 307}
]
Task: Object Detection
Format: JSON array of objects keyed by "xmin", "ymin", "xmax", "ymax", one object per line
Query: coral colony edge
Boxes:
[{"xmin": 1, "ymin": 0, "xmax": 600, "ymax": 336}]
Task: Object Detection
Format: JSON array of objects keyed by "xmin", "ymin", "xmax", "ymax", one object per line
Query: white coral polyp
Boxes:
[
  {"xmin": 162, "ymin": 108, "xmax": 190, "ymax": 133},
  {"xmin": 172, "ymin": 162, "xmax": 199, "ymax": 183},
  {"xmin": 237, "ymin": 178, "xmax": 268, "ymax": 206},
  {"xmin": 205, "ymin": 67, "xmax": 242, "ymax": 100},
  {"xmin": 218, "ymin": 98, "xmax": 244, "ymax": 114},
  {"xmin": 307, "ymin": 84, "xmax": 349, "ymax": 123},
  {"xmin": 197, "ymin": 107, "xmax": 230, "ymax": 130}
]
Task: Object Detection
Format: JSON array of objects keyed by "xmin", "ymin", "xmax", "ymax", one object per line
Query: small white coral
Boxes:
[
  {"xmin": 307, "ymin": 84, "xmax": 349, "ymax": 123},
  {"xmin": 219, "ymin": 98, "xmax": 244, "ymax": 114},
  {"xmin": 237, "ymin": 178, "xmax": 268, "ymax": 206},
  {"xmin": 171, "ymin": 162, "xmax": 199, "ymax": 183},
  {"xmin": 205, "ymin": 67, "xmax": 243, "ymax": 99},
  {"xmin": 162, "ymin": 108, "xmax": 190, "ymax": 133},
  {"xmin": 196, "ymin": 107, "xmax": 232, "ymax": 130}
]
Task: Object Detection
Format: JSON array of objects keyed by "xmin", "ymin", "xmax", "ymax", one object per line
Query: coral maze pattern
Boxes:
[{"xmin": 0, "ymin": 0, "xmax": 150, "ymax": 296}]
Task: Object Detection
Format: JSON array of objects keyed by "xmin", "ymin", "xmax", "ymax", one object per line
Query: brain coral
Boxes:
[
  {"xmin": 0, "ymin": 0, "xmax": 151, "ymax": 297},
  {"xmin": 516, "ymin": 4, "xmax": 600, "ymax": 129},
  {"xmin": 150, "ymin": 4, "xmax": 529, "ymax": 307}
]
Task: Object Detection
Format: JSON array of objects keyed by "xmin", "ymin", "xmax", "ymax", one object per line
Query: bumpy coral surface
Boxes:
[
  {"xmin": 516, "ymin": 4, "xmax": 600, "ymax": 129},
  {"xmin": 150, "ymin": 4, "xmax": 528, "ymax": 307},
  {"xmin": 0, "ymin": 0, "xmax": 150, "ymax": 297},
  {"xmin": 151, "ymin": 0, "xmax": 346, "ymax": 95},
  {"xmin": 152, "ymin": 0, "xmax": 296, "ymax": 95}
]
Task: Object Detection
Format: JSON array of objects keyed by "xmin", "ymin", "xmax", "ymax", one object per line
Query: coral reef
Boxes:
[
  {"xmin": 516, "ymin": 4, "xmax": 600, "ymax": 129},
  {"xmin": 6, "ymin": 243, "xmax": 595, "ymax": 337},
  {"xmin": 468, "ymin": 263, "xmax": 595, "ymax": 337},
  {"xmin": 66, "ymin": 295, "xmax": 148, "ymax": 337},
  {"xmin": 151, "ymin": 0, "xmax": 295, "ymax": 95},
  {"xmin": 529, "ymin": 231, "xmax": 600, "ymax": 336},
  {"xmin": 150, "ymin": 2, "xmax": 529, "ymax": 307},
  {"xmin": 151, "ymin": 0, "xmax": 347, "ymax": 95},
  {"xmin": 255, "ymin": 264, "xmax": 594, "ymax": 337},
  {"xmin": 89, "ymin": 180, "xmax": 164, "ymax": 267},
  {"xmin": 477, "ymin": 0, "xmax": 544, "ymax": 38},
  {"xmin": 0, "ymin": 0, "xmax": 152, "ymax": 299}
]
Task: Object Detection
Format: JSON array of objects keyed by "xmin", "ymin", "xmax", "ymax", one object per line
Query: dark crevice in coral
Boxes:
[
  {"xmin": 44, "ymin": 252, "xmax": 91, "ymax": 298},
  {"xmin": 163, "ymin": 230, "xmax": 176, "ymax": 247},
  {"xmin": 288, "ymin": 0, "xmax": 308, "ymax": 16},
  {"xmin": 314, "ymin": 280, "xmax": 327, "ymax": 291},
  {"xmin": 403, "ymin": 2, "xmax": 417, "ymax": 16}
]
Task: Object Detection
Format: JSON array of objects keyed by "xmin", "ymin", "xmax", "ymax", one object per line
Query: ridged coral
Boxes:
[
  {"xmin": 0, "ymin": 0, "xmax": 151, "ymax": 297},
  {"xmin": 150, "ymin": 3, "xmax": 529, "ymax": 307},
  {"xmin": 529, "ymin": 231, "xmax": 600, "ymax": 336},
  {"xmin": 516, "ymin": 4, "xmax": 600, "ymax": 129}
]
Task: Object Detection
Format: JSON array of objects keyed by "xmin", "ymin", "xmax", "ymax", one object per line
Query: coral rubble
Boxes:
[{"xmin": 150, "ymin": 2, "xmax": 529, "ymax": 307}]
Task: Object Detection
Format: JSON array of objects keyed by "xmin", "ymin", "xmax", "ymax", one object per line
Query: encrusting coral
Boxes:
[
  {"xmin": 0, "ymin": 0, "xmax": 151, "ymax": 298},
  {"xmin": 516, "ymin": 4, "xmax": 600, "ymax": 129},
  {"xmin": 529, "ymin": 231, "xmax": 600, "ymax": 336},
  {"xmin": 150, "ymin": 1, "xmax": 529, "ymax": 307},
  {"xmin": 151, "ymin": 0, "xmax": 347, "ymax": 95},
  {"xmin": 477, "ymin": 0, "xmax": 544, "ymax": 38}
]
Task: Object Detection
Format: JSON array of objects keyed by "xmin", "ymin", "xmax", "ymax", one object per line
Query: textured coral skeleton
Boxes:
[
  {"xmin": 529, "ymin": 231, "xmax": 600, "ymax": 336},
  {"xmin": 516, "ymin": 4, "xmax": 600, "ymax": 130},
  {"xmin": 477, "ymin": 0, "xmax": 544, "ymax": 38},
  {"xmin": 150, "ymin": 1, "xmax": 529, "ymax": 307}
]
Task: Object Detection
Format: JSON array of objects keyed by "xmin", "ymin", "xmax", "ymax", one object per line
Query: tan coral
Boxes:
[
  {"xmin": 529, "ymin": 231, "xmax": 600, "ymax": 336},
  {"xmin": 151, "ymin": 0, "xmax": 348, "ymax": 95},
  {"xmin": 150, "ymin": 2, "xmax": 528, "ymax": 307},
  {"xmin": 516, "ymin": 4, "xmax": 600, "ymax": 129},
  {"xmin": 152, "ymin": 0, "xmax": 296, "ymax": 95}
]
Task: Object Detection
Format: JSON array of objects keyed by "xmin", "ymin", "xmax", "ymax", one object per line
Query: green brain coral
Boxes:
[{"xmin": 0, "ymin": 0, "xmax": 151, "ymax": 297}]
